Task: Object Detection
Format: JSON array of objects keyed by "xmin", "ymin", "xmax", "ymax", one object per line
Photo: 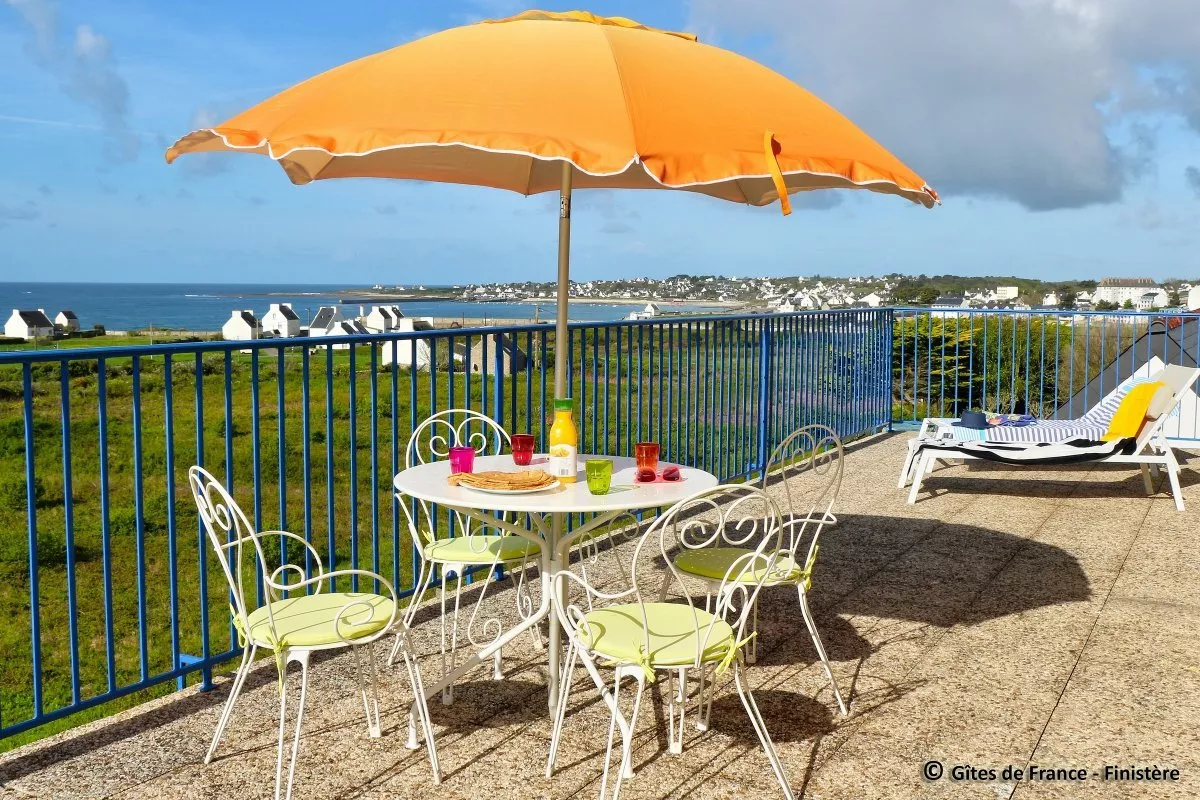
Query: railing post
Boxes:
[
  {"xmin": 492, "ymin": 334, "xmax": 505, "ymax": 423},
  {"xmin": 756, "ymin": 319, "xmax": 773, "ymax": 472},
  {"xmin": 887, "ymin": 308, "xmax": 896, "ymax": 431}
]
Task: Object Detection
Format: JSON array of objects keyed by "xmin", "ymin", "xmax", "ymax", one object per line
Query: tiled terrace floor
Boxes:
[{"xmin": 3, "ymin": 433, "xmax": 1199, "ymax": 799}]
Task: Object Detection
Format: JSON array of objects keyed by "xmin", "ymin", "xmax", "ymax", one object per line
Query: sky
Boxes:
[{"xmin": 1, "ymin": 0, "xmax": 1199, "ymax": 285}]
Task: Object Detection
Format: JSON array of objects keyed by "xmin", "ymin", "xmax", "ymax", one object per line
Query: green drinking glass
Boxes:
[{"xmin": 585, "ymin": 458, "xmax": 613, "ymax": 494}]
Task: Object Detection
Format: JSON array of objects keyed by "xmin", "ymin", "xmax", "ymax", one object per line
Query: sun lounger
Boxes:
[{"xmin": 902, "ymin": 365, "xmax": 1200, "ymax": 510}]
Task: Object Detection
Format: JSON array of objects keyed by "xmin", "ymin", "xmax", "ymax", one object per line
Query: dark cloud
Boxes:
[
  {"xmin": 4, "ymin": 0, "xmax": 139, "ymax": 162},
  {"xmin": 575, "ymin": 189, "xmax": 643, "ymax": 233},
  {"xmin": 375, "ymin": 204, "xmax": 398, "ymax": 215},
  {"xmin": 247, "ymin": 195, "xmax": 265, "ymax": 206},
  {"xmin": 1186, "ymin": 166, "xmax": 1200, "ymax": 198},
  {"xmin": 37, "ymin": 184, "xmax": 52, "ymax": 196},
  {"xmin": 691, "ymin": 0, "xmax": 1200, "ymax": 211}
]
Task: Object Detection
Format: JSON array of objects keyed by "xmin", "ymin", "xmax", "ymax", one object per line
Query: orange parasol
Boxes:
[{"xmin": 167, "ymin": 9, "xmax": 937, "ymax": 398}]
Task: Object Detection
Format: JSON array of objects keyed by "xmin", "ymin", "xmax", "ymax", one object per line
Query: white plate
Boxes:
[{"xmin": 459, "ymin": 478, "xmax": 561, "ymax": 495}]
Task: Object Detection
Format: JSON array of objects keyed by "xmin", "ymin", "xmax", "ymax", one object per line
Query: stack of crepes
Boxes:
[{"xmin": 448, "ymin": 469, "xmax": 557, "ymax": 490}]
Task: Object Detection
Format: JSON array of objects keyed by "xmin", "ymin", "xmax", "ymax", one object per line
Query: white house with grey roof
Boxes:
[
  {"xmin": 363, "ymin": 305, "xmax": 396, "ymax": 333},
  {"xmin": 221, "ymin": 310, "xmax": 260, "ymax": 341},
  {"xmin": 55, "ymin": 310, "xmax": 80, "ymax": 333},
  {"xmin": 261, "ymin": 303, "xmax": 301, "ymax": 337},
  {"xmin": 307, "ymin": 305, "xmax": 345, "ymax": 336},
  {"xmin": 5, "ymin": 309, "xmax": 55, "ymax": 340}
]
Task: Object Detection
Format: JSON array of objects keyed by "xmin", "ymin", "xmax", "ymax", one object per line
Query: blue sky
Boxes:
[{"xmin": 2, "ymin": 0, "xmax": 1199, "ymax": 285}]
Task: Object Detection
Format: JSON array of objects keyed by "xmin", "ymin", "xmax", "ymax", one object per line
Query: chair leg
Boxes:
[
  {"xmin": 1165, "ymin": 451, "xmax": 1185, "ymax": 511},
  {"xmin": 799, "ymin": 588, "xmax": 847, "ymax": 716},
  {"xmin": 898, "ymin": 441, "xmax": 917, "ymax": 488},
  {"xmin": 275, "ymin": 651, "xmax": 310, "ymax": 800},
  {"xmin": 392, "ymin": 557, "xmax": 436, "ymax": 666},
  {"xmin": 205, "ymin": 643, "xmax": 255, "ymax": 764},
  {"xmin": 734, "ymin": 660, "xmax": 794, "ymax": 800},
  {"xmin": 440, "ymin": 565, "xmax": 467, "ymax": 705},
  {"xmin": 666, "ymin": 668, "xmax": 687, "ymax": 755},
  {"xmin": 546, "ymin": 641, "xmax": 578, "ymax": 778},
  {"xmin": 1140, "ymin": 463, "xmax": 1155, "ymax": 495},
  {"xmin": 907, "ymin": 452, "xmax": 928, "ymax": 504},
  {"xmin": 401, "ymin": 646, "xmax": 441, "ymax": 783},
  {"xmin": 353, "ymin": 644, "xmax": 382, "ymax": 738},
  {"xmin": 657, "ymin": 570, "xmax": 671, "ymax": 602}
]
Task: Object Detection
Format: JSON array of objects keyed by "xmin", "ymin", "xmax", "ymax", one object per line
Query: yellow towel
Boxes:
[{"xmin": 1103, "ymin": 381, "xmax": 1166, "ymax": 441}]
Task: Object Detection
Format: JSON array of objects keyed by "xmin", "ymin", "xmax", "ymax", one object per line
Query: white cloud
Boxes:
[
  {"xmin": 3, "ymin": 0, "xmax": 139, "ymax": 162},
  {"xmin": 690, "ymin": 0, "xmax": 1200, "ymax": 211}
]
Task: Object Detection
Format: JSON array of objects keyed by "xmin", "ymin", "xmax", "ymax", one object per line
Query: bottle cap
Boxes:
[{"xmin": 554, "ymin": 398, "xmax": 573, "ymax": 411}]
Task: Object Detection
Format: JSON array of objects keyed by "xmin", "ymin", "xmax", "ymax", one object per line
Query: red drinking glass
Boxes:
[
  {"xmin": 511, "ymin": 434, "xmax": 536, "ymax": 466},
  {"xmin": 634, "ymin": 442, "xmax": 660, "ymax": 474}
]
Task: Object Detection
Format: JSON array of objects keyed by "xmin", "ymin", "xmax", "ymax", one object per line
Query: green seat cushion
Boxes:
[
  {"xmin": 423, "ymin": 534, "xmax": 540, "ymax": 564},
  {"xmin": 580, "ymin": 602, "xmax": 734, "ymax": 669},
  {"xmin": 238, "ymin": 592, "xmax": 394, "ymax": 649},
  {"xmin": 673, "ymin": 546, "xmax": 802, "ymax": 584}
]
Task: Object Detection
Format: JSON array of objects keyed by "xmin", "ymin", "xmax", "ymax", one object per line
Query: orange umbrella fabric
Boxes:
[{"xmin": 166, "ymin": 10, "xmax": 937, "ymax": 213}]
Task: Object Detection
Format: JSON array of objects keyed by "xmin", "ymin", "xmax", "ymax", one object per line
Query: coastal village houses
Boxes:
[
  {"xmin": 221, "ymin": 310, "xmax": 260, "ymax": 341},
  {"xmin": 55, "ymin": 310, "xmax": 80, "ymax": 333},
  {"xmin": 5, "ymin": 309, "xmax": 55, "ymax": 340},
  {"xmin": 261, "ymin": 303, "xmax": 301, "ymax": 337},
  {"xmin": 381, "ymin": 317, "xmax": 440, "ymax": 369},
  {"xmin": 364, "ymin": 305, "xmax": 405, "ymax": 333},
  {"xmin": 308, "ymin": 305, "xmax": 346, "ymax": 336}
]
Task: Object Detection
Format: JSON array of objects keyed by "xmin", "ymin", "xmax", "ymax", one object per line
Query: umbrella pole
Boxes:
[
  {"xmin": 547, "ymin": 160, "xmax": 573, "ymax": 714},
  {"xmin": 554, "ymin": 161, "xmax": 572, "ymax": 397}
]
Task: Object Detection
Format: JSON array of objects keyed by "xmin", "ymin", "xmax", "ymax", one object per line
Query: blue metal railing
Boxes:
[
  {"xmin": 0, "ymin": 308, "xmax": 891, "ymax": 741},
  {"xmin": 891, "ymin": 307, "xmax": 1200, "ymax": 441}
]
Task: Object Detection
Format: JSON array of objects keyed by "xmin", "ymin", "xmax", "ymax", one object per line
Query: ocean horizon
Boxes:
[{"xmin": 0, "ymin": 282, "xmax": 720, "ymax": 332}]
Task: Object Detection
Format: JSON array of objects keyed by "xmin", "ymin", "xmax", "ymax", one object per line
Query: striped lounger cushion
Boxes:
[{"xmin": 982, "ymin": 385, "xmax": 1132, "ymax": 443}]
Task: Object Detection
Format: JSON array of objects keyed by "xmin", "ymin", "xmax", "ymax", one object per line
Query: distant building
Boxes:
[
  {"xmin": 470, "ymin": 332, "xmax": 528, "ymax": 375},
  {"xmin": 1042, "ymin": 292, "xmax": 1060, "ymax": 307},
  {"xmin": 1093, "ymin": 277, "xmax": 1161, "ymax": 307},
  {"xmin": 1188, "ymin": 286, "xmax": 1200, "ymax": 311},
  {"xmin": 308, "ymin": 306, "xmax": 345, "ymax": 336},
  {"xmin": 643, "ymin": 302, "xmax": 662, "ymax": 317},
  {"xmin": 858, "ymin": 292, "xmax": 884, "ymax": 308},
  {"xmin": 222, "ymin": 310, "xmax": 259, "ymax": 341},
  {"xmin": 5, "ymin": 309, "xmax": 55, "ymax": 340},
  {"xmin": 995, "ymin": 286, "xmax": 1019, "ymax": 301},
  {"xmin": 1135, "ymin": 290, "xmax": 1169, "ymax": 311},
  {"xmin": 381, "ymin": 318, "xmax": 439, "ymax": 369},
  {"xmin": 363, "ymin": 305, "xmax": 396, "ymax": 333},
  {"xmin": 261, "ymin": 303, "xmax": 301, "ymax": 337},
  {"xmin": 55, "ymin": 310, "xmax": 80, "ymax": 333}
]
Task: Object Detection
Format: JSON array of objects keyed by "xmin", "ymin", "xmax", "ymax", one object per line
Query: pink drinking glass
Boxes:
[
  {"xmin": 448, "ymin": 446, "xmax": 475, "ymax": 474},
  {"xmin": 511, "ymin": 434, "xmax": 536, "ymax": 466}
]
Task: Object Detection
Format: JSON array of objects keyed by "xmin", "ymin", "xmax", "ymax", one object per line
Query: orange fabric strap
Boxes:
[{"xmin": 764, "ymin": 131, "xmax": 792, "ymax": 216}]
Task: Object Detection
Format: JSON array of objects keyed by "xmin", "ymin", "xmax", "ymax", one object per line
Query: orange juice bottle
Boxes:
[{"xmin": 548, "ymin": 398, "xmax": 578, "ymax": 483}]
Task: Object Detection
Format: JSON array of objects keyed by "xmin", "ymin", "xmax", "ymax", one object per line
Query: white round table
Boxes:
[{"xmin": 393, "ymin": 454, "xmax": 718, "ymax": 712}]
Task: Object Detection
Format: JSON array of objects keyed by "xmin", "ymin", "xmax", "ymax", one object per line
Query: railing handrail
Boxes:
[{"xmin": 0, "ymin": 308, "xmax": 885, "ymax": 364}]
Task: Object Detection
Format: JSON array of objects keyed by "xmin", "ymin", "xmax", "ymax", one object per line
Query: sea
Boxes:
[{"xmin": 0, "ymin": 283, "xmax": 723, "ymax": 332}]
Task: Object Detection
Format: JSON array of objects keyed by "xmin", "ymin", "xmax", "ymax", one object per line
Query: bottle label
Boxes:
[{"xmin": 548, "ymin": 444, "xmax": 578, "ymax": 482}]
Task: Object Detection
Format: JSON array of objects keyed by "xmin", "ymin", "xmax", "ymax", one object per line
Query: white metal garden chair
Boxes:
[
  {"xmin": 388, "ymin": 409, "xmax": 542, "ymax": 704},
  {"xmin": 546, "ymin": 484, "xmax": 795, "ymax": 800},
  {"xmin": 662, "ymin": 425, "xmax": 848, "ymax": 715},
  {"xmin": 189, "ymin": 466, "xmax": 438, "ymax": 800}
]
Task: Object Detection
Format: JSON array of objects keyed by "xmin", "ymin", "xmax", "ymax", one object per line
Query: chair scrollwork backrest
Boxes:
[
  {"xmin": 399, "ymin": 409, "xmax": 511, "ymax": 547},
  {"xmin": 759, "ymin": 424, "xmax": 843, "ymax": 587},
  {"xmin": 190, "ymin": 465, "xmax": 399, "ymax": 651},
  {"xmin": 553, "ymin": 484, "xmax": 785, "ymax": 673}
]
